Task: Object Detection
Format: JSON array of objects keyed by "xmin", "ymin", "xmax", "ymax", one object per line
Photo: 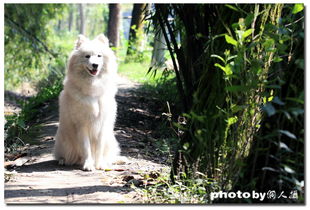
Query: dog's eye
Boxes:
[
  {"xmin": 85, "ymin": 55, "xmax": 90, "ymax": 58},
  {"xmin": 98, "ymin": 55, "xmax": 102, "ymax": 57}
]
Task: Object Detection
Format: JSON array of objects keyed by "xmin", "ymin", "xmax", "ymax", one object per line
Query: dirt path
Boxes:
[{"xmin": 4, "ymin": 76, "xmax": 170, "ymax": 204}]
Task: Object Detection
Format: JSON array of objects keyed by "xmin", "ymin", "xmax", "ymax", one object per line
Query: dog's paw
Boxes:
[
  {"xmin": 82, "ymin": 158, "xmax": 95, "ymax": 171},
  {"xmin": 95, "ymin": 159, "xmax": 109, "ymax": 170}
]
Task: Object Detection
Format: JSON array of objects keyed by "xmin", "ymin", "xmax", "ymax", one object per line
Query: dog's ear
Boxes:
[
  {"xmin": 75, "ymin": 34, "xmax": 89, "ymax": 50},
  {"xmin": 95, "ymin": 34, "xmax": 109, "ymax": 46}
]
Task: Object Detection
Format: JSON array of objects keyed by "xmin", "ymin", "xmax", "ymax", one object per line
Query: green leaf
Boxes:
[
  {"xmin": 214, "ymin": 63, "xmax": 232, "ymax": 75},
  {"xmin": 244, "ymin": 13, "xmax": 254, "ymax": 27},
  {"xmin": 272, "ymin": 96, "xmax": 285, "ymax": 105},
  {"xmin": 230, "ymin": 104, "xmax": 246, "ymax": 113},
  {"xmin": 17, "ymin": 119, "xmax": 26, "ymax": 129},
  {"xmin": 295, "ymin": 59, "xmax": 304, "ymax": 69},
  {"xmin": 283, "ymin": 165, "xmax": 295, "ymax": 174},
  {"xmin": 225, "ymin": 4, "xmax": 240, "ymax": 12},
  {"xmin": 292, "ymin": 4, "xmax": 304, "ymax": 14},
  {"xmin": 263, "ymin": 103, "xmax": 276, "ymax": 117},
  {"xmin": 278, "ymin": 130, "xmax": 297, "ymax": 139},
  {"xmin": 273, "ymin": 56, "xmax": 283, "ymax": 63},
  {"xmin": 242, "ymin": 29, "xmax": 253, "ymax": 41},
  {"xmin": 279, "ymin": 142, "xmax": 293, "ymax": 153},
  {"xmin": 262, "ymin": 167, "xmax": 278, "ymax": 172},
  {"xmin": 225, "ymin": 34, "xmax": 238, "ymax": 46},
  {"xmin": 263, "ymin": 38, "xmax": 275, "ymax": 50},
  {"xmin": 286, "ymin": 97, "xmax": 304, "ymax": 104},
  {"xmin": 211, "ymin": 54, "xmax": 225, "ymax": 63},
  {"xmin": 227, "ymin": 116, "xmax": 238, "ymax": 126},
  {"xmin": 291, "ymin": 108, "xmax": 304, "ymax": 117},
  {"xmin": 225, "ymin": 64, "xmax": 233, "ymax": 75},
  {"xmin": 214, "ymin": 63, "xmax": 226, "ymax": 72},
  {"xmin": 227, "ymin": 55, "xmax": 237, "ymax": 62},
  {"xmin": 183, "ymin": 142, "xmax": 190, "ymax": 150}
]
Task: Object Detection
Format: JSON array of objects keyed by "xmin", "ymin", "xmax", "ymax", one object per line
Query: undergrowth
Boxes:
[
  {"xmin": 4, "ymin": 76, "xmax": 63, "ymax": 153},
  {"xmin": 132, "ymin": 172, "xmax": 220, "ymax": 204}
]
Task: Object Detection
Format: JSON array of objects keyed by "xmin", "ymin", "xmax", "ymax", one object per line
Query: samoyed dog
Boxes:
[{"xmin": 54, "ymin": 34, "xmax": 120, "ymax": 171}]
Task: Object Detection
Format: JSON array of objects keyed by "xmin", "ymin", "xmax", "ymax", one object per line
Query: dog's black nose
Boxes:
[{"xmin": 92, "ymin": 64, "xmax": 98, "ymax": 69}]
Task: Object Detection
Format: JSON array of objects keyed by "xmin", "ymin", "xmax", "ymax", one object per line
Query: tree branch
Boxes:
[
  {"xmin": 5, "ymin": 14, "xmax": 58, "ymax": 58},
  {"xmin": 156, "ymin": 5, "xmax": 188, "ymax": 112}
]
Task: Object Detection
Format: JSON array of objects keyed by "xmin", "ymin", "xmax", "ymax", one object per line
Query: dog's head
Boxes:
[{"xmin": 70, "ymin": 34, "xmax": 111, "ymax": 77}]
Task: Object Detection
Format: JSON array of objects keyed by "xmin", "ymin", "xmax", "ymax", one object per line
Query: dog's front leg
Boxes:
[
  {"xmin": 95, "ymin": 127, "xmax": 109, "ymax": 170},
  {"xmin": 78, "ymin": 129, "xmax": 95, "ymax": 171},
  {"xmin": 95, "ymin": 137, "xmax": 106, "ymax": 170}
]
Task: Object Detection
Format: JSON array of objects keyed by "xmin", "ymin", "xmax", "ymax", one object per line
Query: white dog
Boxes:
[{"xmin": 54, "ymin": 34, "xmax": 120, "ymax": 171}]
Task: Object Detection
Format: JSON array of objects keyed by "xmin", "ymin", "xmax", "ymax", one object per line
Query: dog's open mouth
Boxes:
[{"xmin": 87, "ymin": 68, "xmax": 98, "ymax": 76}]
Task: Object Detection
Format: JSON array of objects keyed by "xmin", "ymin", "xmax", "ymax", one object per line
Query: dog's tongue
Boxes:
[{"xmin": 90, "ymin": 69, "xmax": 98, "ymax": 75}]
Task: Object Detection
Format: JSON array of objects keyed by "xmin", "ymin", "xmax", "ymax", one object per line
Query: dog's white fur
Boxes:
[{"xmin": 53, "ymin": 34, "xmax": 120, "ymax": 171}]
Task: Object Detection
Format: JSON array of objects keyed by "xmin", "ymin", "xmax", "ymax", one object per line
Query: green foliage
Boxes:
[
  {"xmin": 4, "ymin": 4, "xmax": 69, "ymax": 151},
  {"xmin": 138, "ymin": 172, "xmax": 219, "ymax": 204},
  {"xmin": 5, "ymin": 78, "xmax": 63, "ymax": 152},
  {"xmin": 118, "ymin": 62, "xmax": 178, "ymax": 106},
  {"xmin": 292, "ymin": 4, "xmax": 304, "ymax": 14},
  {"xmin": 4, "ymin": 3, "xmax": 304, "ymax": 204},
  {"xmin": 231, "ymin": 4, "xmax": 304, "ymax": 203},
  {"xmin": 4, "ymin": 4, "xmax": 66, "ymax": 90},
  {"xmin": 118, "ymin": 62, "xmax": 158, "ymax": 84},
  {"xmin": 125, "ymin": 29, "xmax": 153, "ymax": 63},
  {"xmin": 151, "ymin": 3, "xmax": 304, "ymax": 203}
]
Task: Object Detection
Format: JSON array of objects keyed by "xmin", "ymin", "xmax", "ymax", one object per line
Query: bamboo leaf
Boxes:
[
  {"xmin": 262, "ymin": 167, "xmax": 278, "ymax": 172},
  {"xmin": 227, "ymin": 55, "xmax": 237, "ymax": 62},
  {"xmin": 278, "ymin": 130, "xmax": 297, "ymax": 139},
  {"xmin": 214, "ymin": 63, "xmax": 226, "ymax": 72},
  {"xmin": 292, "ymin": 4, "xmax": 304, "ymax": 14},
  {"xmin": 225, "ymin": 4, "xmax": 240, "ymax": 12},
  {"xmin": 283, "ymin": 165, "xmax": 295, "ymax": 174},
  {"xmin": 273, "ymin": 56, "xmax": 283, "ymax": 63},
  {"xmin": 242, "ymin": 29, "xmax": 253, "ymax": 41},
  {"xmin": 272, "ymin": 96, "xmax": 285, "ymax": 105},
  {"xmin": 279, "ymin": 142, "xmax": 293, "ymax": 152},
  {"xmin": 214, "ymin": 63, "xmax": 232, "ymax": 76},
  {"xmin": 225, "ymin": 34, "xmax": 238, "ymax": 46},
  {"xmin": 211, "ymin": 54, "xmax": 225, "ymax": 63},
  {"xmin": 263, "ymin": 103, "xmax": 276, "ymax": 117}
]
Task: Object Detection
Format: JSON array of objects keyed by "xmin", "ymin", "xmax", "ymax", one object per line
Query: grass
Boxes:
[
  {"xmin": 118, "ymin": 61, "xmax": 178, "ymax": 104},
  {"xmin": 118, "ymin": 62, "xmax": 160, "ymax": 84},
  {"xmin": 132, "ymin": 171, "xmax": 221, "ymax": 204},
  {"xmin": 4, "ymin": 78, "xmax": 63, "ymax": 152}
]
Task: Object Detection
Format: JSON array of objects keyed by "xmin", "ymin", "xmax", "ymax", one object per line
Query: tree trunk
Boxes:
[
  {"xmin": 151, "ymin": 27, "xmax": 166, "ymax": 67},
  {"xmin": 79, "ymin": 4, "xmax": 85, "ymax": 35},
  {"xmin": 68, "ymin": 6, "xmax": 73, "ymax": 31},
  {"xmin": 107, "ymin": 4, "xmax": 121, "ymax": 48},
  {"xmin": 57, "ymin": 20, "xmax": 62, "ymax": 31},
  {"xmin": 75, "ymin": 4, "xmax": 80, "ymax": 32},
  {"xmin": 126, "ymin": 3, "xmax": 147, "ymax": 56}
]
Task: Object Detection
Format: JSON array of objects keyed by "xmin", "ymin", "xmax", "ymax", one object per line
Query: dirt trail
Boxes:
[{"xmin": 4, "ymin": 76, "xmax": 170, "ymax": 204}]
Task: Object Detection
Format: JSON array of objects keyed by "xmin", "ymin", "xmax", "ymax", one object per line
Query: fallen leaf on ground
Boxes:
[
  {"xmin": 4, "ymin": 157, "xmax": 30, "ymax": 169},
  {"xmin": 122, "ymin": 175, "xmax": 134, "ymax": 182}
]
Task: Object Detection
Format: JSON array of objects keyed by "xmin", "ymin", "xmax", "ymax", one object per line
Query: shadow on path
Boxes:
[{"xmin": 5, "ymin": 185, "xmax": 133, "ymax": 199}]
